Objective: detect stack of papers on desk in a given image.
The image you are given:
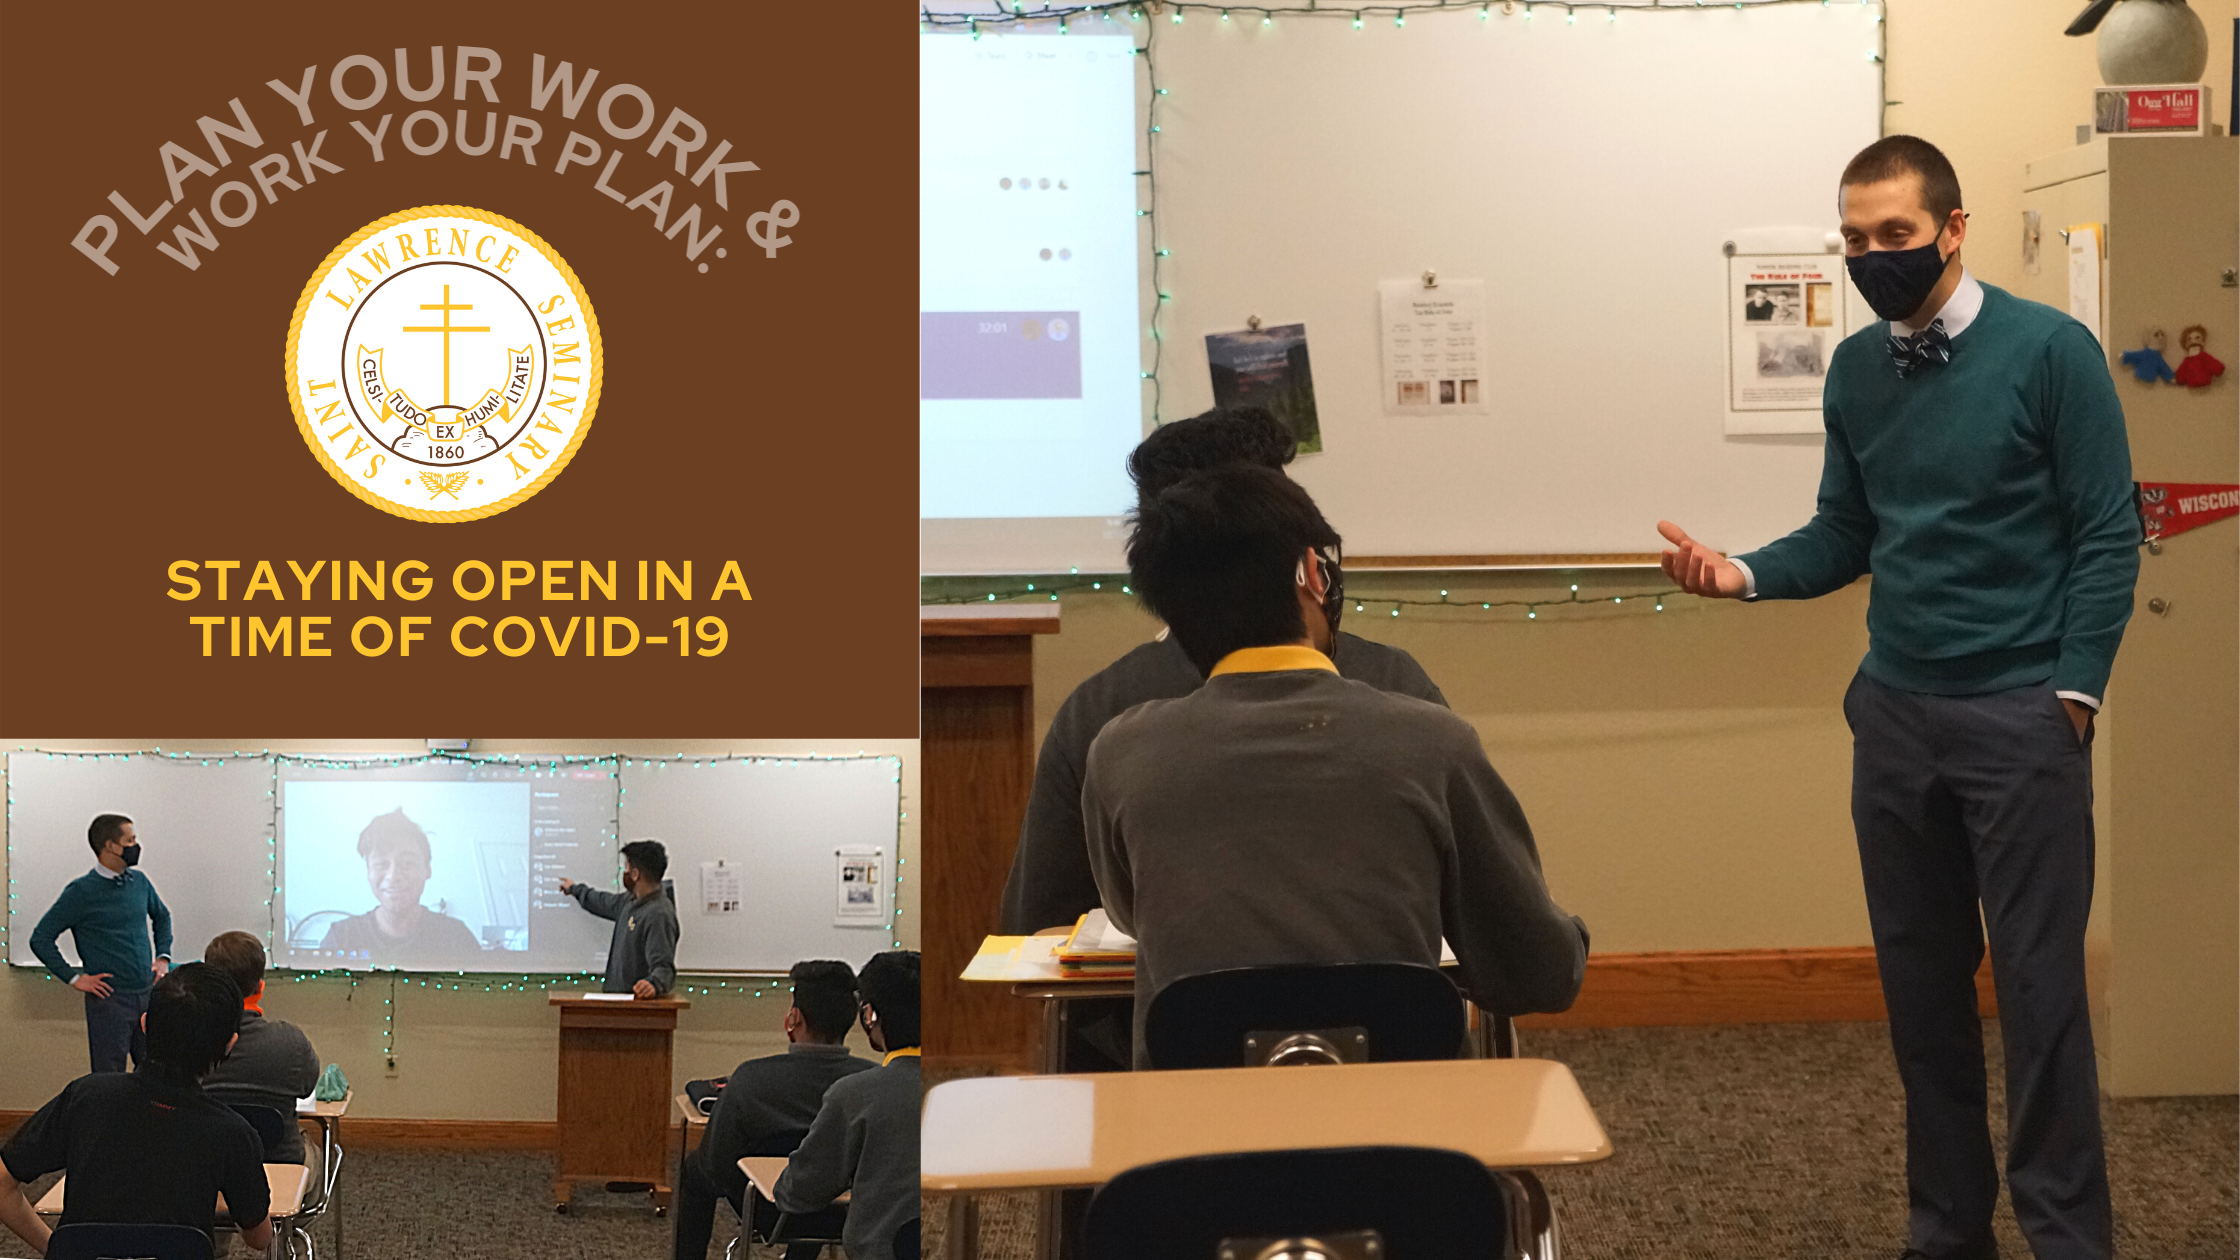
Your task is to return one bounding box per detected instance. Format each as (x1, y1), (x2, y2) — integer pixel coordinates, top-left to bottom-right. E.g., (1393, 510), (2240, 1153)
(1056, 910), (1137, 978)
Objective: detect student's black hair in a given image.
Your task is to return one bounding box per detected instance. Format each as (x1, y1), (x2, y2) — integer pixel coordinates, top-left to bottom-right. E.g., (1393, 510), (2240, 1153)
(788, 959), (860, 1042)
(1840, 134), (1963, 223)
(620, 839), (668, 884)
(146, 962), (244, 1082)
(356, 808), (431, 861)
(856, 950), (920, 1050)
(1126, 463), (1343, 677)
(1127, 405), (1297, 501)
(87, 813), (133, 855)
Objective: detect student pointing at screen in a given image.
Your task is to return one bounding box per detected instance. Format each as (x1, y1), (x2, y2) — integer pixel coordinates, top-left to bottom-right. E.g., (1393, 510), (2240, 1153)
(557, 839), (679, 997)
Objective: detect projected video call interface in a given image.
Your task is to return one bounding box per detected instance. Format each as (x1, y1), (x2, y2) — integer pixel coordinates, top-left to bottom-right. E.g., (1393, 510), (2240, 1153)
(277, 762), (618, 972)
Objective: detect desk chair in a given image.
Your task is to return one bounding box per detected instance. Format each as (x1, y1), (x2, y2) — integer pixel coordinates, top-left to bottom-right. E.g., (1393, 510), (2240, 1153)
(895, 1218), (921, 1260)
(223, 1104), (333, 1260)
(1145, 963), (1465, 1069)
(46, 1223), (214, 1260)
(1082, 1147), (1509, 1260)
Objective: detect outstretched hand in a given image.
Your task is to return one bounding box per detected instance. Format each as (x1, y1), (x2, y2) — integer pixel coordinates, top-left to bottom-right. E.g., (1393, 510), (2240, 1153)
(1658, 521), (1749, 599)
(557, 877), (576, 894)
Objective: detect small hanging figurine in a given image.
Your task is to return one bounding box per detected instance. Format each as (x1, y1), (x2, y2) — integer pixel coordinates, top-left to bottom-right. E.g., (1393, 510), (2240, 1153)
(2118, 328), (2174, 383)
(2173, 324), (2225, 389)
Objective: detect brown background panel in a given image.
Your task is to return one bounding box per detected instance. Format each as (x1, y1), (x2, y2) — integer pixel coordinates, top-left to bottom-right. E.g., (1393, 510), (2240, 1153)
(0, 1), (917, 735)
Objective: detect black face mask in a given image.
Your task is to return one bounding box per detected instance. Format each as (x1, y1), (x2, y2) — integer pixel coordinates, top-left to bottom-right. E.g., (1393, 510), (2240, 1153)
(1846, 223), (1953, 323)
(115, 843), (141, 867)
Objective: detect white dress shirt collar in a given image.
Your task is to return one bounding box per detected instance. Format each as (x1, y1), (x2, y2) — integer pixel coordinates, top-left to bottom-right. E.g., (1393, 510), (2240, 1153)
(91, 863), (123, 881)
(1901, 267), (1982, 338)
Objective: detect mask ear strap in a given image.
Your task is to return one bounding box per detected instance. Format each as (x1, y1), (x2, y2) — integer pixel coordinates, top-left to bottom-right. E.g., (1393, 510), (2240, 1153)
(1295, 559), (1308, 587)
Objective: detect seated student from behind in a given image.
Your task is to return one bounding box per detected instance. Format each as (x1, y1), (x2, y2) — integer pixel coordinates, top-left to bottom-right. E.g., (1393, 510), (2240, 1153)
(1083, 465), (1591, 1066)
(775, 951), (920, 1260)
(0, 964), (276, 1256)
(1000, 405), (1449, 938)
(200, 931), (323, 1170)
(672, 959), (877, 1260)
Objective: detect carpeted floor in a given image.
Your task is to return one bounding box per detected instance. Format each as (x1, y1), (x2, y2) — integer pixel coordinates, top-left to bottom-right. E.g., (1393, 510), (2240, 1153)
(920, 1020), (2237, 1260)
(1, 1021), (2228, 1258)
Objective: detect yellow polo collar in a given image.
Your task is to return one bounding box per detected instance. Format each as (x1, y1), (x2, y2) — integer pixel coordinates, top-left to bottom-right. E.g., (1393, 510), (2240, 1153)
(1209, 645), (1339, 677)
(884, 1047), (921, 1065)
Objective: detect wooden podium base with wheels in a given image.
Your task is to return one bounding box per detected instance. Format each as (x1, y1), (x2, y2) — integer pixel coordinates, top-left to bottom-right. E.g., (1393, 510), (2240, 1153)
(549, 993), (690, 1214)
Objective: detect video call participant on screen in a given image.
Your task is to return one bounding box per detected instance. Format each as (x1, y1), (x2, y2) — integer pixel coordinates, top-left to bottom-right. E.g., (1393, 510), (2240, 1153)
(0, 964), (276, 1256)
(30, 813), (174, 1073)
(672, 960), (877, 1260)
(201, 931), (323, 1169)
(1084, 465), (1590, 1067)
(317, 808), (482, 966)
(999, 405), (1450, 939)
(776, 951), (920, 1260)
(557, 839), (679, 997)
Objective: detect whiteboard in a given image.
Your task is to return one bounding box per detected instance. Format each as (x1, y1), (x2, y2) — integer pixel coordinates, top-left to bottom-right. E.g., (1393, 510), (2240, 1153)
(928, 2), (1883, 569)
(618, 757), (903, 972)
(5, 753), (274, 974)
(7, 752), (902, 976)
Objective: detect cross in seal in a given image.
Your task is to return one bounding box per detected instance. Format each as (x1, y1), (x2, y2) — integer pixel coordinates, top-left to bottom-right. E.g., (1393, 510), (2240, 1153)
(401, 284), (491, 405)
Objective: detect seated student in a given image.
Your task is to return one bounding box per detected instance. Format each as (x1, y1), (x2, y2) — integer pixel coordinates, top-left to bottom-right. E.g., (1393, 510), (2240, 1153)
(1083, 465), (1590, 1066)
(775, 951), (920, 1260)
(316, 808), (482, 966)
(1000, 405), (1450, 937)
(672, 959), (877, 1260)
(0, 963), (276, 1256)
(200, 931), (323, 1170)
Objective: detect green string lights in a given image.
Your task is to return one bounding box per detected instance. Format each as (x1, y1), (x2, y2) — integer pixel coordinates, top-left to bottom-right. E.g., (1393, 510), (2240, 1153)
(923, 573), (1690, 622)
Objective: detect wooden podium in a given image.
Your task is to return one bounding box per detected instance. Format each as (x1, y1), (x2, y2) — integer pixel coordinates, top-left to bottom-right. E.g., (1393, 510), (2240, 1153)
(922, 604), (1061, 1071)
(549, 993), (690, 1212)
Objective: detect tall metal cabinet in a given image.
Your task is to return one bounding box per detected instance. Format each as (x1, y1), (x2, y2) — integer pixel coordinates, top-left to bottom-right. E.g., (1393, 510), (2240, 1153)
(2019, 136), (2237, 1097)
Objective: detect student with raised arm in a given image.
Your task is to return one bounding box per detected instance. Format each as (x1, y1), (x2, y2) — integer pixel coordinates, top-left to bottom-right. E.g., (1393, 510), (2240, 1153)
(774, 951), (920, 1260)
(556, 839), (679, 997)
(1659, 136), (2136, 1260)
(29, 814), (174, 1073)
(999, 406), (1449, 939)
(1083, 464), (1588, 1067)
(0, 964), (275, 1257)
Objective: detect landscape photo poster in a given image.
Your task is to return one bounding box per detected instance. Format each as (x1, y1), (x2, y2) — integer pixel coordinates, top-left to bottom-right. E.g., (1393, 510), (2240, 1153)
(1207, 322), (1323, 454)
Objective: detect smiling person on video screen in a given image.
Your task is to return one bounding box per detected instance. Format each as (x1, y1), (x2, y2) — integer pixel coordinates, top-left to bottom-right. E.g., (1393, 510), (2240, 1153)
(318, 808), (481, 967)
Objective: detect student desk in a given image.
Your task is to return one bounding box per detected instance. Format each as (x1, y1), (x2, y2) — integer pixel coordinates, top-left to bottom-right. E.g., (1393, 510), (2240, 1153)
(36, 1164), (312, 1259)
(921, 1058), (1610, 1260)
(739, 1157), (851, 1253)
(674, 1092), (710, 1184)
(962, 934), (1520, 1074)
(296, 1091), (350, 1260)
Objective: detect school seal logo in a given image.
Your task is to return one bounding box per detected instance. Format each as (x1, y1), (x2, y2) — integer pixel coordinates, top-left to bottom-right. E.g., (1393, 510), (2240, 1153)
(284, 205), (600, 521)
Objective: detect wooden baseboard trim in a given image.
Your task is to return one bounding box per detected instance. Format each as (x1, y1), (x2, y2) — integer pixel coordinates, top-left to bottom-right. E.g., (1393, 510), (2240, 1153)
(1515, 945), (1997, 1029)
(0, 1111), (558, 1150)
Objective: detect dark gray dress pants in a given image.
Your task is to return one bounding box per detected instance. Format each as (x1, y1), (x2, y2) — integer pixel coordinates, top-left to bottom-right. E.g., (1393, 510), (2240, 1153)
(1845, 673), (2111, 1260)
(84, 986), (150, 1074)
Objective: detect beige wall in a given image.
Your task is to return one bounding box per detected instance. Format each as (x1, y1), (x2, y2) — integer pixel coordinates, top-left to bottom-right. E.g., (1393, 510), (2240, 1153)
(1887, 0), (2237, 292)
(0, 739), (919, 1120)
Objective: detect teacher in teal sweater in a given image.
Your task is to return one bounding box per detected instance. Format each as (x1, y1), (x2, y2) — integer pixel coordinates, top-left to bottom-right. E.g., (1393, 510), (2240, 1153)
(30, 814), (176, 1074)
(1660, 136), (2136, 1260)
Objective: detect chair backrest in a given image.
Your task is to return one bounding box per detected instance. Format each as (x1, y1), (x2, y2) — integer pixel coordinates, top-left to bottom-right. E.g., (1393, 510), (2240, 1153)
(894, 1217), (922, 1260)
(47, 1223), (215, 1260)
(1144, 963), (1466, 1070)
(1083, 1147), (1508, 1260)
(225, 1103), (293, 1160)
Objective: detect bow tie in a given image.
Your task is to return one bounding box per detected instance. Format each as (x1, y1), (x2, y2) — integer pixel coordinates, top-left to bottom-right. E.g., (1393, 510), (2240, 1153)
(1887, 319), (1953, 379)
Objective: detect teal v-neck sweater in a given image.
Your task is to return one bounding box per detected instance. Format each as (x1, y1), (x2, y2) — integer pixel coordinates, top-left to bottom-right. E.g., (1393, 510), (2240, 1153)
(1738, 284), (2140, 700)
